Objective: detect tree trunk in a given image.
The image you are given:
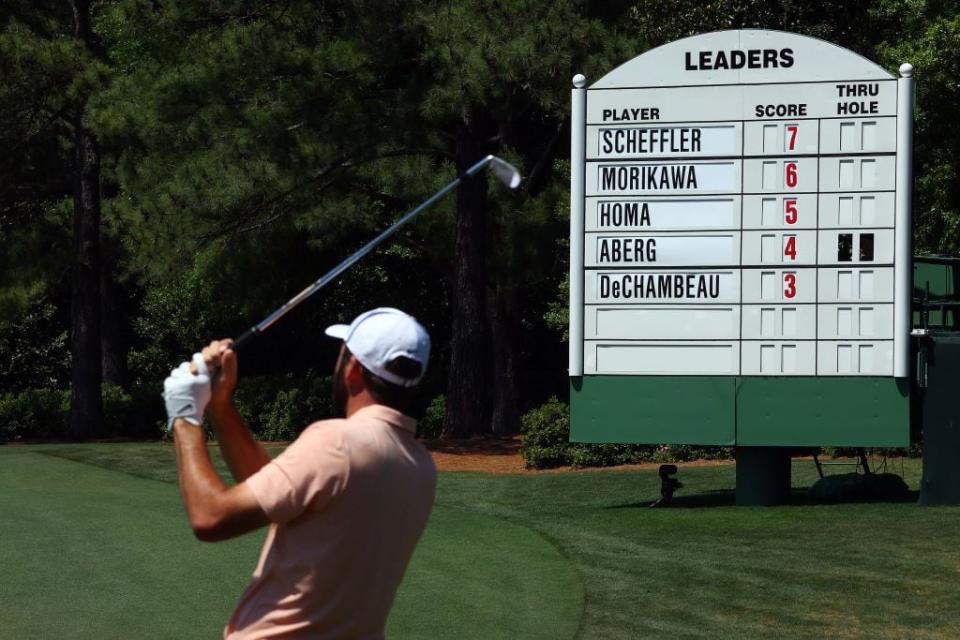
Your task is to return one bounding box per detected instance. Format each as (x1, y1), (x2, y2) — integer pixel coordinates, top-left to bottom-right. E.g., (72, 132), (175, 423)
(67, 0), (103, 440)
(100, 245), (128, 387)
(442, 121), (490, 438)
(490, 276), (520, 436)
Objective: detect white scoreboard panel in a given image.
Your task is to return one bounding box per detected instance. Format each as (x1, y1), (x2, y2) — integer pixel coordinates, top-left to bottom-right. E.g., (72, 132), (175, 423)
(570, 29), (913, 378)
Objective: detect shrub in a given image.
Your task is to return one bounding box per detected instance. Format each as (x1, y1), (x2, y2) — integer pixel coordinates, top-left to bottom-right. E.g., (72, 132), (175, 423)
(101, 383), (134, 438)
(568, 443), (651, 468)
(418, 395), (445, 439)
(0, 296), (69, 393)
(520, 397), (572, 468)
(0, 388), (69, 442)
(233, 371), (333, 441)
(520, 398), (735, 469)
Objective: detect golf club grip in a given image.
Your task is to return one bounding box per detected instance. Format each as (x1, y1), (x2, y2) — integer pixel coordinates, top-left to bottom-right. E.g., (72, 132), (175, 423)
(232, 327), (259, 353)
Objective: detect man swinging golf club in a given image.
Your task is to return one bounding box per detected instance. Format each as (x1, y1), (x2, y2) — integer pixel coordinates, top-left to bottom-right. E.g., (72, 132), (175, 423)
(163, 308), (437, 639)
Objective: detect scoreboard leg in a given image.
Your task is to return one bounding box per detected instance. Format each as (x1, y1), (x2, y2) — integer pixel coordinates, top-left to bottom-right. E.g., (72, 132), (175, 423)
(735, 447), (792, 506)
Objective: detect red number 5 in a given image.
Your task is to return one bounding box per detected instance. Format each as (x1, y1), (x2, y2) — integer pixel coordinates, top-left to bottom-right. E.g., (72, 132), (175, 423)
(784, 199), (798, 225)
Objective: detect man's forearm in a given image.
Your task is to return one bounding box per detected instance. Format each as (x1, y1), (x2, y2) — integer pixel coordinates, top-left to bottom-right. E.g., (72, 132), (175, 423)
(172, 419), (270, 541)
(208, 402), (271, 482)
(173, 420), (229, 530)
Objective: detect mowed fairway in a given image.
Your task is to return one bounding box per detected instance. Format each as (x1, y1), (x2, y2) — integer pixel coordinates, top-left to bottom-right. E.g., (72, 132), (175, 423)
(1, 445), (959, 639)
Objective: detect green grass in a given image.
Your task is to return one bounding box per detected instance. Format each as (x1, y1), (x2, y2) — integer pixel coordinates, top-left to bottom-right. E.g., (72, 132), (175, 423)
(2, 444), (960, 639)
(0, 444), (580, 639)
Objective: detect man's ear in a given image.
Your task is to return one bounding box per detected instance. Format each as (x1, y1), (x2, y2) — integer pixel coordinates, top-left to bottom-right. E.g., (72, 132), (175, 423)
(344, 356), (365, 394)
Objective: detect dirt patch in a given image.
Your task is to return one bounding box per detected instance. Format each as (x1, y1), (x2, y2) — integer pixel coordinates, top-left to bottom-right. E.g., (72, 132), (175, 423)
(425, 436), (528, 473)
(423, 436), (735, 474)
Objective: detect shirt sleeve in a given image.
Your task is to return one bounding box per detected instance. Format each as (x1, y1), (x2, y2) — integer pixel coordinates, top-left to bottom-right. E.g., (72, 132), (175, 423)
(244, 423), (350, 524)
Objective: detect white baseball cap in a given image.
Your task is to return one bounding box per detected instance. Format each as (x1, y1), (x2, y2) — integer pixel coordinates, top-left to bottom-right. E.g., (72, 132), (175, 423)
(324, 308), (431, 387)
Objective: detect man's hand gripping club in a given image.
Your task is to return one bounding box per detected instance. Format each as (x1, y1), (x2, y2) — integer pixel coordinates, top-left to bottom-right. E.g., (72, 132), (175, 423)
(162, 340), (237, 429)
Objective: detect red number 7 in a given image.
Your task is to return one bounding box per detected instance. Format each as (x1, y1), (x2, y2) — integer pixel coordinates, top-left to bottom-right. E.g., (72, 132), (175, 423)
(786, 125), (798, 151)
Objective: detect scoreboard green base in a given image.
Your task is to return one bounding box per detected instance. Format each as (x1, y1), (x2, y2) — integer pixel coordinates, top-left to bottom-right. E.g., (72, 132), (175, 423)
(570, 376), (910, 447)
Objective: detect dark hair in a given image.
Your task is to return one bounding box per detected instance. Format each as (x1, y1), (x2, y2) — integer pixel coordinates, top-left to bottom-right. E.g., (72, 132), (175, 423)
(341, 347), (425, 419)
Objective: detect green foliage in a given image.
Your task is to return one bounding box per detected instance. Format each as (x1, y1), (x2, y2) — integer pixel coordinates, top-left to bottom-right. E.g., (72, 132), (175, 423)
(0, 384), (161, 442)
(873, 0), (960, 254)
(232, 372), (332, 442)
(520, 396), (572, 468)
(0, 388), (69, 441)
(520, 397), (733, 469)
(4, 1), (960, 443)
(0, 294), (69, 391)
(418, 394), (446, 440)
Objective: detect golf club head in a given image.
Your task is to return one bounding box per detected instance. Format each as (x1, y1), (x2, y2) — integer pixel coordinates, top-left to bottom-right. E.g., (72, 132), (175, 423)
(488, 156), (522, 189)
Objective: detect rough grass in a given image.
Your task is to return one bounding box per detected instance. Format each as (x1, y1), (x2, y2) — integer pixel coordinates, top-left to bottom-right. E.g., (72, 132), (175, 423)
(2, 444), (959, 639)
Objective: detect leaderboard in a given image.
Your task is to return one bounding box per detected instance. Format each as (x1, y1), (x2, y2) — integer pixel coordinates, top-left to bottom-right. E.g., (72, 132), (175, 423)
(571, 31), (910, 377)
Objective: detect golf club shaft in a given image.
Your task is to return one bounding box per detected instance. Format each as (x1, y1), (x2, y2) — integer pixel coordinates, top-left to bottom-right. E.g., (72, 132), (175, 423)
(233, 154), (499, 351)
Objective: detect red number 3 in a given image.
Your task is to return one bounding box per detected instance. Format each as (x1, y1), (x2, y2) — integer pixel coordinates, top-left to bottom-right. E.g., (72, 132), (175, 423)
(784, 273), (797, 299)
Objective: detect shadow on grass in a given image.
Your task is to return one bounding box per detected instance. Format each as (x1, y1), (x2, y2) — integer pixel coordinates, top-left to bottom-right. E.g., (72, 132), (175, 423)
(606, 488), (920, 509)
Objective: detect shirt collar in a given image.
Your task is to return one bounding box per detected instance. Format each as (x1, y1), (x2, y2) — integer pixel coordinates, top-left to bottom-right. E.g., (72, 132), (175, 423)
(349, 404), (418, 435)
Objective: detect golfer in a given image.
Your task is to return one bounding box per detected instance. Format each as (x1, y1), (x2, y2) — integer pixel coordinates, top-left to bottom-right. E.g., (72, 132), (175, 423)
(162, 307), (437, 639)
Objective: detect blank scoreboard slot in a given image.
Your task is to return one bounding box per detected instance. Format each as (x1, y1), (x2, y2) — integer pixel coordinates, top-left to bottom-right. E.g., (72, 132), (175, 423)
(763, 125), (777, 152)
(585, 341), (740, 375)
(741, 341), (816, 375)
(840, 122), (856, 151)
(819, 156), (896, 192)
(816, 341), (894, 376)
(762, 162), (776, 189)
(817, 304), (893, 339)
(761, 308), (775, 337)
(818, 192), (894, 228)
(839, 198), (854, 225)
(817, 267), (894, 302)
(586, 306), (739, 340)
(742, 304), (815, 339)
(861, 159), (877, 188)
(862, 122), (878, 150)
(818, 117), (896, 154)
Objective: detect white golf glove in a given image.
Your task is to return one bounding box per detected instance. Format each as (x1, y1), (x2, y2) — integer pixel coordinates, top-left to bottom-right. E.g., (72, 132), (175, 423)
(162, 353), (212, 430)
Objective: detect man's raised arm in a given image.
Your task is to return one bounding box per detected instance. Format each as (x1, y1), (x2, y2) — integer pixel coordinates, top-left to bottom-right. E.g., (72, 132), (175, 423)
(199, 340), (272, 483)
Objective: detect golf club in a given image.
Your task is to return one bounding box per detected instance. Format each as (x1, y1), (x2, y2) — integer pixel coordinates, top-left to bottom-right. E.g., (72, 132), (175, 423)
(232, 154), (521, 351)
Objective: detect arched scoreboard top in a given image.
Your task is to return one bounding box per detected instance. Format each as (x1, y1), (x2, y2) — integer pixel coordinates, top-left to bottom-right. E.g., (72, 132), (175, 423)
(591, 29), (894, 89)
(568, 30), (915, 448)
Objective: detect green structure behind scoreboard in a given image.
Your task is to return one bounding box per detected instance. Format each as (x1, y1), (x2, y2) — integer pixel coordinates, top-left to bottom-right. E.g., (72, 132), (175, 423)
(570, 376), (910, 447)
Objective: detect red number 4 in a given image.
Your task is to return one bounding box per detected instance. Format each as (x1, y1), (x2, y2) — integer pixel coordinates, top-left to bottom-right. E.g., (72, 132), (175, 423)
(784, 236), (797, 261)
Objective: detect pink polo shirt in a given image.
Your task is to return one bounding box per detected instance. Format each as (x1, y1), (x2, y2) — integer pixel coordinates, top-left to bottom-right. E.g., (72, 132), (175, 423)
(225, 404), (437, 639)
